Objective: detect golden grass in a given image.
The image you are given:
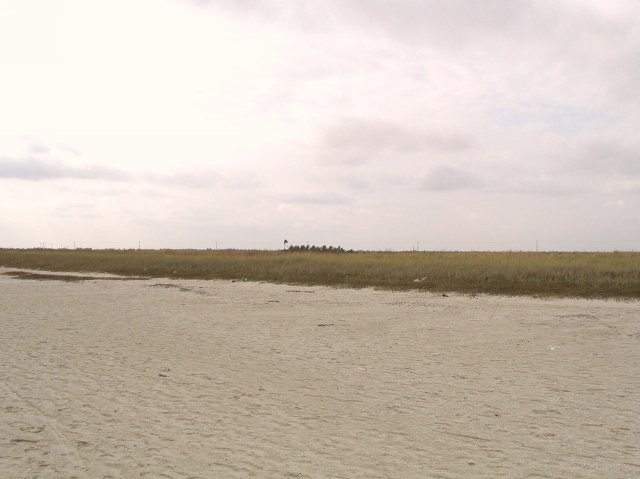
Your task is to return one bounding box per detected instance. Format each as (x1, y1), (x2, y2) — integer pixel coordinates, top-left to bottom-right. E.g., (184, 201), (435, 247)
(1, 248), (639, 298)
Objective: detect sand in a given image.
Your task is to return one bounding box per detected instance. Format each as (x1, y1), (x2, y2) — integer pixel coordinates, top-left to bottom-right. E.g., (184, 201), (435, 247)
(0, 267), (638, 478)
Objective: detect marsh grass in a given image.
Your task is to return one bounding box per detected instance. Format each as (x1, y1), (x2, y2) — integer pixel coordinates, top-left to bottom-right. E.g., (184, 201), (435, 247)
(1, 248), (639, 298)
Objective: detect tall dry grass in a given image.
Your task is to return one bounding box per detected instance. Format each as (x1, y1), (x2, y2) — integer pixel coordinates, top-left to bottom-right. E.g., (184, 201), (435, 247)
(1, 248), (639, 298)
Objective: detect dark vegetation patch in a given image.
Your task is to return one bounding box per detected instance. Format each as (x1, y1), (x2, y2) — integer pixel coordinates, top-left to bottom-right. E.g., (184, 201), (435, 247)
(2, 270), (146, 282)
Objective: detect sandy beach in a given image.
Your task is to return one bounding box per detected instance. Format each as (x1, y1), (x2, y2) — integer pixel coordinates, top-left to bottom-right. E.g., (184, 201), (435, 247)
(0, 268), (638, 478)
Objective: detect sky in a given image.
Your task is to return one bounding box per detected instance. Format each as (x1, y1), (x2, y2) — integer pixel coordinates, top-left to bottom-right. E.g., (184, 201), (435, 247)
(1, 0), (639, 251)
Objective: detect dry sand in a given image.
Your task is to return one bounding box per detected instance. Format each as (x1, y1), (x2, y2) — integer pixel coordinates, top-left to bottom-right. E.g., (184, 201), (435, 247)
(0, 267), (638, 478)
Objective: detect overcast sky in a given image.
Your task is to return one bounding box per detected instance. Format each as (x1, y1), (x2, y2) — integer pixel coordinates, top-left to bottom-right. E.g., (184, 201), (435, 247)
(1, 0), (639, 250)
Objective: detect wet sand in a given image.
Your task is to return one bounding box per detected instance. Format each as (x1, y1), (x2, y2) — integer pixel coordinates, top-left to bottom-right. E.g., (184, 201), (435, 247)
(1, 268), (638, 478)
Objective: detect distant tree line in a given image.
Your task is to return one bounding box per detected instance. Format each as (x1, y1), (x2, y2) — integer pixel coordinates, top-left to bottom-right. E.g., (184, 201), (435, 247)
(284, 243), (352, 253)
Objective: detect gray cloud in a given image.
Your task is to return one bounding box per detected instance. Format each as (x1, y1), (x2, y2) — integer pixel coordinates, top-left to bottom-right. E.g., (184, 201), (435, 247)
(501, 175), (588, 196)
(156, 170), (263, 189)
(0, 155), (265, 192)
(580, 139), (640, 176)
(319, 119), (472, 165)
(325, 119), (471, 152)
(278, 192), (351, 205)
(602, 180), (640, 195)
(189, 0), (640, 108)
(342, 0), (532, 47)
(27, 142), (50, 155)
(188, 0), (528, 42)
(186, 0), (322, 27)
(331, 174), (372, 191)
(190, 0), (271, 14)
(188, 0), (637, 54)
(419, 165), (482, 191)
(154, 171), (222, 188)
(0, 156), (127, 181)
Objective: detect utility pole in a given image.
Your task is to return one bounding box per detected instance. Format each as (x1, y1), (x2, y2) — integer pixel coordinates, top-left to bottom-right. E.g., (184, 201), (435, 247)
(536, 240), (539, 252)
(138, 240), (141, 250)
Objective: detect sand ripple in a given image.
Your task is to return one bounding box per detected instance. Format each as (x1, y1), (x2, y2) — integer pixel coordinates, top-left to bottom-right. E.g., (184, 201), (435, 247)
(1, 269), (639, 478)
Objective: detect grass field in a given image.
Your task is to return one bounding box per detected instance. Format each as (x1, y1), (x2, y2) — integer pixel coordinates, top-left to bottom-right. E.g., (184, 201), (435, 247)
(1, 248), (639, 299)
